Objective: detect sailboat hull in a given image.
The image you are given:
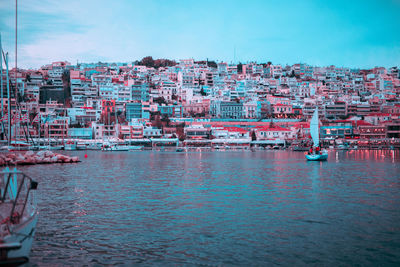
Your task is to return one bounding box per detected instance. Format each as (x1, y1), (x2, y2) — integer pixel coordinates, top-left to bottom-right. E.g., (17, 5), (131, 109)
(306, 153), (328, 161)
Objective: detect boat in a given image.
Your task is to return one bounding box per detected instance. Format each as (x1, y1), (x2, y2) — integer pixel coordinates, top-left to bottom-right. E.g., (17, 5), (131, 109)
(39, 145), (64, 150)
(86, 142), (102, 150)
(0, 167), (38, 265)
(129, 145), (143, 151)
(292, 145), (309, 151)
(272, 145), (280, 150)
(101, 142), (130, 151)
(64, 140), (77, 151)
(337, 144), (349, 150)
(305, 107), (328, 161)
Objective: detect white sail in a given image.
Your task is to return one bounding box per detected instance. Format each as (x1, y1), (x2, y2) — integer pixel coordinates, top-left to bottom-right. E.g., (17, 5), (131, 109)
(310, 107), (319, 147)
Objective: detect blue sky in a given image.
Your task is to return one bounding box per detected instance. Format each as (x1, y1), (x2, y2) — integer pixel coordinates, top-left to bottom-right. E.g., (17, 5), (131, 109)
(0, 0), (399, 69)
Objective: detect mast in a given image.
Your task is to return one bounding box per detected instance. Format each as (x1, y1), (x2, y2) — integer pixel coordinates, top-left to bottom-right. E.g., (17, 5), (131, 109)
(115, 103), (118, 139)
(14, 0), (18, 142)
(6, 53), (11, 146)
(15, 0), (18, 102)
(38, 114), (41, 145)
(0, 33), (3, 119)
(310, 107), (319, 147)
(0, 33), (3, 139)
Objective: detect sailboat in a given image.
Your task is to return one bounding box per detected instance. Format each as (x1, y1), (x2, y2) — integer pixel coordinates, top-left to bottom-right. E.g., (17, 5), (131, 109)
(305, 107), (328, 161)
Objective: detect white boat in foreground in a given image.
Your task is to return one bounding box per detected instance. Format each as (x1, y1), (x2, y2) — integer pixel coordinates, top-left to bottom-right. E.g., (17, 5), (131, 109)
(306, 107), (328, 161)
(0, 167), (38, 265)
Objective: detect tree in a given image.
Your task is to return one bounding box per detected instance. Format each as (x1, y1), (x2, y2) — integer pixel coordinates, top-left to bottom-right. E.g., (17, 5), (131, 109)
(251, 131), (257, 141)
(140, 56), (155, 67)
(200, 88), (207, 96)
(153, 114), (163, 129)
(207, 60), (217, 68)
(154, 58), (177, 68)
(237, 63), (243, 74)
(161, 114), (171, 126)
(269, 120), (275, 128)
(153, 96), (167, 105)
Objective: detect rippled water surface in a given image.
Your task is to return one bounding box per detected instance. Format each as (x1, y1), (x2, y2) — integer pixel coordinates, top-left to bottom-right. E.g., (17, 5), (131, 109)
(18, 150), (400, 266)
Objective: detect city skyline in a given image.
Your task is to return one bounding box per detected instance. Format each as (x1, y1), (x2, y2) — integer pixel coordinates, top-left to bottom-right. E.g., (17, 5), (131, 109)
(0, 0), (400, 69)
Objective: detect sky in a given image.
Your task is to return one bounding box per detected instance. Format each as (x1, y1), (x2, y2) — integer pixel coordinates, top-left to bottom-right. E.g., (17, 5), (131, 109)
(0, 0), (399, 69)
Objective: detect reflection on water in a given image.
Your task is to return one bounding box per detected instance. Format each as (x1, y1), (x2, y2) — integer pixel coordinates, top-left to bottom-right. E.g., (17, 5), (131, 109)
(18, 150), (400, 266)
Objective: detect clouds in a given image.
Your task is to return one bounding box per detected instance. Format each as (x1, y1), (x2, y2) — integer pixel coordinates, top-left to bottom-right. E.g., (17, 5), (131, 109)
(0, 0), (399, 69)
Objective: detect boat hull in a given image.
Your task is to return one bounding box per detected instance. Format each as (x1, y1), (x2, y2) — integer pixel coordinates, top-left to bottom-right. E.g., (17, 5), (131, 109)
(306, 153), (328, 161)
(2, 212), (38, 264)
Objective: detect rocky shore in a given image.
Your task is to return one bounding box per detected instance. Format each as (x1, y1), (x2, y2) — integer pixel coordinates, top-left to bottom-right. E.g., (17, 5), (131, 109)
(0, 151), (80, 166)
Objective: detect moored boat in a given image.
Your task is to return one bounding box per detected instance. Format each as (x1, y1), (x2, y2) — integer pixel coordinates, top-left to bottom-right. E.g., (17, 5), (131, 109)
(0, 167), (38, 265)
(64, 140), (77, 151)
(101, 142), (130, 151)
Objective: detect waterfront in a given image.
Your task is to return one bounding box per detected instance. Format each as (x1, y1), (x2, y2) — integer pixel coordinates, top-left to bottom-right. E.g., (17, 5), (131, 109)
(18, 150), (400, 266)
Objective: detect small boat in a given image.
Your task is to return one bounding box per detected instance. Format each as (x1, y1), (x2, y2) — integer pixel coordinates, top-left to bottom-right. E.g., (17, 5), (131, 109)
(129, 146), (143, 151)
(176, 148), (185, 152)
(0, 167), (39, 265)
(64, 140), (77, 151)
(305, 153), (328, 161)
(337, 144), (349, 150)
(86, 142), (102, 150)
(39, 145), (64, 150)
(7, 141), (38, 151)
(101, 143), (129, 151)
(306, 107), (328, 161)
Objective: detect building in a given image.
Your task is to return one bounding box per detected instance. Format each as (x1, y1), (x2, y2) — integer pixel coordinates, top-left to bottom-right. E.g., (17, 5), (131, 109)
(210, 101), (243, 119)
(255, 125), (293, 140)
(68, 128), (93, 139)
(358, 125), (386, 139)
(386, 120), (400, 138)
(46, 117), (69, 139)
(126, 102), (143, 120)
(325, 101), (347, 119)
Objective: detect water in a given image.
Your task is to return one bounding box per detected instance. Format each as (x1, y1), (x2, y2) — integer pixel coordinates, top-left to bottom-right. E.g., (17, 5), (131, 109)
(18, 150), (400, 266)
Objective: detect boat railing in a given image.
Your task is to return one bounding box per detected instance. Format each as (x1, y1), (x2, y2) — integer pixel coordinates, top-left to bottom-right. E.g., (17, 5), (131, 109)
(0, 168), (38, 227)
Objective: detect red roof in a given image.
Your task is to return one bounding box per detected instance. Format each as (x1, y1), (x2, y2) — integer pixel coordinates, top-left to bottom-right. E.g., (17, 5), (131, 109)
(222, 127), (249, 134)
(354, 120), (373, 126)
(255, 126), (291, 132)
(274, 103), (290, 106)
(291, 122), (310, 128)
(366, 113), (391, 116)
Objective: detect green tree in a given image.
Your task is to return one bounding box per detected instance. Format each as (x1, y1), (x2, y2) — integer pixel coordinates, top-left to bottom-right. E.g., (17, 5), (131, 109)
(140, 56), (155, 67)
(237, 63), (243, 74)
(251, 131), (257, 141)
(207, 60), (217, 68)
